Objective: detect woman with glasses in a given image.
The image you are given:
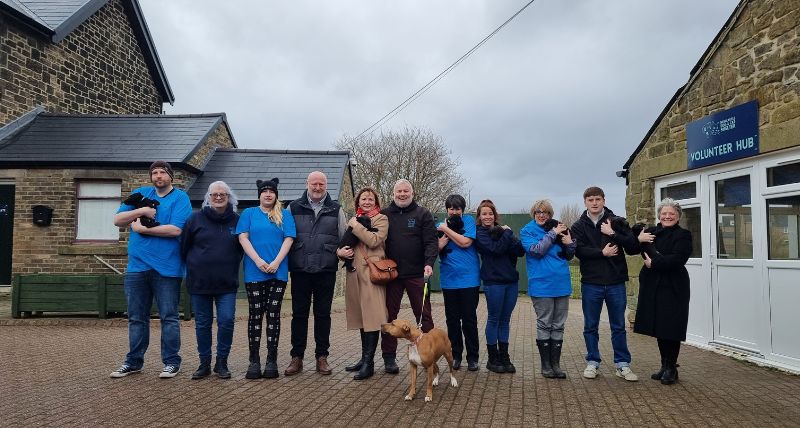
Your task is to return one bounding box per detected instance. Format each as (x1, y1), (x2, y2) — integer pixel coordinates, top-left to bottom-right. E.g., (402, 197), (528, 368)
(520, 199), (576, 379)
(473, 199), (525, 373)
(236, 178), (296, 379)
(180, 181), (243, 380)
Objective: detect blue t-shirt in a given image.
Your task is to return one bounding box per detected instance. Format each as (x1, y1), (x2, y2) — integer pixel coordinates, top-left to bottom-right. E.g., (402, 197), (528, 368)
(236, 207), (296, 282)
(438, 215), (480, 289)
(520, 219), (572, 297)
(117, 186), (192, 277)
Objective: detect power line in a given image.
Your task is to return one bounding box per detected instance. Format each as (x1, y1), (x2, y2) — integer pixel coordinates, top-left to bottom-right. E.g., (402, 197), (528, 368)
(354, 0), (537, 140)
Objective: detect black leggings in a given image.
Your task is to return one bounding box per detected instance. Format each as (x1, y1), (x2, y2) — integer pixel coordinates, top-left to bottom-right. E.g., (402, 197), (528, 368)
(246, 279), (287, 357)
(657, 338), (681, 364)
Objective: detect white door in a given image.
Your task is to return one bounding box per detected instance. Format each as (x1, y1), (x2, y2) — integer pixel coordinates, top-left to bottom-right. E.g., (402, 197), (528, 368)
(709, 168), (760, 352)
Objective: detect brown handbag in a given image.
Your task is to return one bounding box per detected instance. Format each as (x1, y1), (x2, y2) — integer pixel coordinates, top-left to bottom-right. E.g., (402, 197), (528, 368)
(360, 247), (398, 285)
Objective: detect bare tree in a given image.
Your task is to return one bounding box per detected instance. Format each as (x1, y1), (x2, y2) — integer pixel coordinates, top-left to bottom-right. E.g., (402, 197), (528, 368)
(558, 203), (582, 227)
(335, 126), (467, 213)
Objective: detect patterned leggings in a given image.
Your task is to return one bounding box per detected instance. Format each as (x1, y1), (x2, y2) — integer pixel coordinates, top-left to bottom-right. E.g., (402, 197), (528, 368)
(246, 279), (287, 359)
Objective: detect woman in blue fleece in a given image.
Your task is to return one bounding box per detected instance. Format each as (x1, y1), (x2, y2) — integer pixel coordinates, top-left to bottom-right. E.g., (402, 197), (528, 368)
(180, 181), (243, 380)
(520, 199), (576, 379)
(473, 199), (525, 374)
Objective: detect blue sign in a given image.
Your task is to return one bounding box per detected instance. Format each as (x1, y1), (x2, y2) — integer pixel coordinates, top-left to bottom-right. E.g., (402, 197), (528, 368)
(686, 100), (759, 169)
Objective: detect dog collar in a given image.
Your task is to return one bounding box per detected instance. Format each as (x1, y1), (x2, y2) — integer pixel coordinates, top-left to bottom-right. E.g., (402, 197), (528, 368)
(413, 332), (425, 346)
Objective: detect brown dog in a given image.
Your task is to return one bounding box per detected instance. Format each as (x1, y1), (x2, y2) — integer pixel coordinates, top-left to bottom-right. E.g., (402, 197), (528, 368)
(381, 319), (458, 402)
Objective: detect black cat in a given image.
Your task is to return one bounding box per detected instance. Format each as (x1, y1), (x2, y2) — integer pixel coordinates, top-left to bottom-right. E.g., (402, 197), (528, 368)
(338, 215), (378, 272)
(437, 214), (465, 260)
(542, 218), (569, 259)
(122, 193), (160, 228)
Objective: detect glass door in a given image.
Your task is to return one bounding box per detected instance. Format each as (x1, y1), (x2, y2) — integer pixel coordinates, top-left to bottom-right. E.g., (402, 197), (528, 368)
(709, 168), (759, 351)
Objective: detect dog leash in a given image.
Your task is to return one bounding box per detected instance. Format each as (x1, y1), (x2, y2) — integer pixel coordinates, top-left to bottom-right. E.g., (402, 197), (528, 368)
(416, 274), (430, 330)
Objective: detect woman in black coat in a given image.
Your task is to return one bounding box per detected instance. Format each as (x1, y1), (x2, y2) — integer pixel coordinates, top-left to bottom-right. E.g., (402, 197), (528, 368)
(634, 198), (692, 385)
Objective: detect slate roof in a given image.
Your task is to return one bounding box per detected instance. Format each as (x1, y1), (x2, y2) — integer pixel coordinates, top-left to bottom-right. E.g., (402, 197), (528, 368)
(189, 149), (353, 204)
(0, 108), (232, 169)
(0, 0), (174, 103)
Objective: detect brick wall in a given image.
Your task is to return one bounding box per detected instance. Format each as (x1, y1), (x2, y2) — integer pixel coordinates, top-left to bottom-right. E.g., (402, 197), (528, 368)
(0, 0), (163, 126)
(2, 123), (235, 276)
(624, 0), (800, 317)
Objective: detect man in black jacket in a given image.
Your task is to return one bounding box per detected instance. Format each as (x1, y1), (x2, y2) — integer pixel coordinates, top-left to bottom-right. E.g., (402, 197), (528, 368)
(284, 171), (347, 376)
(380, 179), (438, 373)
(570, 186), (639, 382)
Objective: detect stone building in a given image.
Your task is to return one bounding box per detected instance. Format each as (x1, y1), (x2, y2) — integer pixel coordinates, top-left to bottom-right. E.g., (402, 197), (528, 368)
(619, 0), (800, 372)
(0, 1), (354, 288)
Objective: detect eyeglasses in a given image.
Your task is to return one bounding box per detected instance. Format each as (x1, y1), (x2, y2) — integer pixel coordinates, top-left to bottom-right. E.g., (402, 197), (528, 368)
(534, 210), (550, 215)
(210, 193), (228, 199)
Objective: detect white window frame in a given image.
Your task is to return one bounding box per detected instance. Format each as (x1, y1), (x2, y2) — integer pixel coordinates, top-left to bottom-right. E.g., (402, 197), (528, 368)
(75, 181), (122, 242)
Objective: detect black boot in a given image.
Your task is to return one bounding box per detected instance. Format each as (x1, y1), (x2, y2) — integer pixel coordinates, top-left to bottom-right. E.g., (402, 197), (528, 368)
(498, 342), (516, 374)
(263, 347), (279, 379)
(245, 351), (261, 379)
(213, 357), (231, 379)
(383, 353), (399, 374)
(661, 361), (678, 385)
(354, 331), (378, 380)
(536, 340), (556, 378)
(486, 344), (505, 373)
(192, 356), (212, 380)
(651, 358), (666, 380)
(346, 329), (366, 372)
(549, 339), (567, 379)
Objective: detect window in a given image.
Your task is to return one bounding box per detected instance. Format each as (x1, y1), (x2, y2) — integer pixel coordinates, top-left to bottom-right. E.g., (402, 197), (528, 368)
(679, 207), (702, 258)
(661, 181), (697, 200)
(767, 162), (800, 187)
(715, 175), (752, 259)
(767, 195), (800, 260)
(76, 181), (121, 241)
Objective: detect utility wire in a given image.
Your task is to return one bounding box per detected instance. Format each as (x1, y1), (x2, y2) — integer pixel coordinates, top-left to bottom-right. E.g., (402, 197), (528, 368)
(354, 0), (536, 140)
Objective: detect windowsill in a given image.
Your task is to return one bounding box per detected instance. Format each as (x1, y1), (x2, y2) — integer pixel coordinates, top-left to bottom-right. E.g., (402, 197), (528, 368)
(59, 243), (127, 256)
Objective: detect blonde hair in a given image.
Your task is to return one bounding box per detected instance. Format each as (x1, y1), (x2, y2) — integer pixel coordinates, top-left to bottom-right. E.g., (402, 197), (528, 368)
(530, 199), (554, 218)
(265, 199), (284, 226)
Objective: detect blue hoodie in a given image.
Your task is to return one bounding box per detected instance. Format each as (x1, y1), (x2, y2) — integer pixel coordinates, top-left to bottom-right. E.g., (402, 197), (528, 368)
(520, 219), (575, 297)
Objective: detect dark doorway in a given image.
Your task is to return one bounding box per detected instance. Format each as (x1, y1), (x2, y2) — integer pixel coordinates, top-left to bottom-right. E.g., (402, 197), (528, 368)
(0, 185), (15, 285)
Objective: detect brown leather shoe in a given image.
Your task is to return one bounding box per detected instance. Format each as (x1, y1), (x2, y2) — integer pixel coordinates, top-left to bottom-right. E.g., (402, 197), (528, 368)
(316, 356), (332, 375)
(284, 357), (303, 376)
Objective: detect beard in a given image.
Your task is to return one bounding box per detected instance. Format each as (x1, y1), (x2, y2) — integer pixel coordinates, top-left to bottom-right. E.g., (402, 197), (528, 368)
(394, 198), (412, 208)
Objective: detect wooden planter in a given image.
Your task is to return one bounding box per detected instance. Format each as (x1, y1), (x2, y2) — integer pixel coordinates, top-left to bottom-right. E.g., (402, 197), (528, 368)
(12, 274), (192, 320)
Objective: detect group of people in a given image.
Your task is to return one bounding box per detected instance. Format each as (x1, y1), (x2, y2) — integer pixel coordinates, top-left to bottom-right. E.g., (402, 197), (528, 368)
(110, 161), (692, 387)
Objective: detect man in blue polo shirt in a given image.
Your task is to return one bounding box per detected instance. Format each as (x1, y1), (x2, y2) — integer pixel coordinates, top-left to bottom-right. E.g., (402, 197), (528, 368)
(110, 161), (192, 379)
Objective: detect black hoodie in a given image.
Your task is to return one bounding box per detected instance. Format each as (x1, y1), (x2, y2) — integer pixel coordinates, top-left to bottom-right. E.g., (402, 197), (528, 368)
(381, 200), (438, 279)
(180, 205), (243, 294)
(570, 207), (637, 285)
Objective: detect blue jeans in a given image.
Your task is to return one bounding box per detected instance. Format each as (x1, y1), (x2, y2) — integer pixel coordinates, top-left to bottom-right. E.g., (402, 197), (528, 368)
(483, 283), (518, 345)
(123, 270), (182, 368)
(581, 282), (631, 368)
(191, 293), (237, 359)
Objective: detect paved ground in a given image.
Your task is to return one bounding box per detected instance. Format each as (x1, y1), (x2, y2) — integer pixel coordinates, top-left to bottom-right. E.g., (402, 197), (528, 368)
(1, 293), (799, 427)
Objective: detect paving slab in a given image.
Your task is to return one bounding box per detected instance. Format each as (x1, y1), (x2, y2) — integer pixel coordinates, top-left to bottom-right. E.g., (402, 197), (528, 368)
(1, 295), (798, 427)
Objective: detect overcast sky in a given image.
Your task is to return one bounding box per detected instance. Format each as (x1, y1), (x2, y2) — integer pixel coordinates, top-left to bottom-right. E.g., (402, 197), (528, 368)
(139, 0), (739, 215)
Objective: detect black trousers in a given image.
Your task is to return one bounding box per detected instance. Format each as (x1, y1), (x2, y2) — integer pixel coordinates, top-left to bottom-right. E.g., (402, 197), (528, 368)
(290, 271), (336, 359)
(442, 286), (480, 362)
(657, 338), (681, 364)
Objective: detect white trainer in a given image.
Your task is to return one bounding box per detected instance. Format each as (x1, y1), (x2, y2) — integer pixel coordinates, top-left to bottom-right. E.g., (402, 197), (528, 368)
(615, 366), (639, 381)
(583, 364), (598, 379)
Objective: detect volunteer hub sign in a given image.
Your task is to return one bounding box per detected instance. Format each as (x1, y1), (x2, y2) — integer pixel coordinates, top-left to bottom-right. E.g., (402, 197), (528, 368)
(686, 100), (759, 170)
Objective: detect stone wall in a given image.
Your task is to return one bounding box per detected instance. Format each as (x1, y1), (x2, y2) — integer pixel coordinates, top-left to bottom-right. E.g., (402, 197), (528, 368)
(624, 0), (800, 318)
(0, 0), (163, 126)
(1, 123), (235, 276)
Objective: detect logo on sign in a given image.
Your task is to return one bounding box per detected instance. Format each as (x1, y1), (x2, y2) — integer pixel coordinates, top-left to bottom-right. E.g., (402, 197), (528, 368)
(686, 101), (759, 170)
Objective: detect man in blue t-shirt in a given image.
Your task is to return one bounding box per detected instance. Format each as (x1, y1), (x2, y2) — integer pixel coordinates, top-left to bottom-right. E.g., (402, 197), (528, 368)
(109, 161), (192, 379)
